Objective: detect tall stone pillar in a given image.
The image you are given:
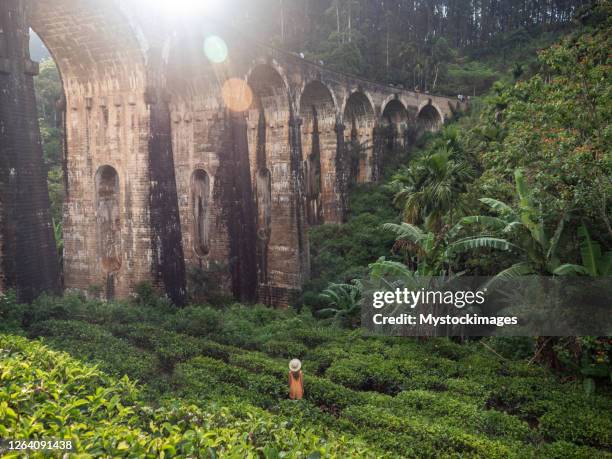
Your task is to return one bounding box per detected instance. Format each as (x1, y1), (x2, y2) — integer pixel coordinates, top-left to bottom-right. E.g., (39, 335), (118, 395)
(147, 87), (187, 306)
(219, 110), (258, 303)
(0, 0), (59, 301)
(289, 112), (310, 289)
(334, 121), (349, 222)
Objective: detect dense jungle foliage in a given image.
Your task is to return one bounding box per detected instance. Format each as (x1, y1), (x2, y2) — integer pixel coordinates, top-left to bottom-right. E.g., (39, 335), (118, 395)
(306, 0), (610, 386)
(219, 0), (590, 95)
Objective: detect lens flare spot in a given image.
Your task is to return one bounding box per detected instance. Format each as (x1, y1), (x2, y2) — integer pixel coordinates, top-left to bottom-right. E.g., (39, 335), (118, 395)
(222, 78), (253, 112)
(203, 36), (228, 64)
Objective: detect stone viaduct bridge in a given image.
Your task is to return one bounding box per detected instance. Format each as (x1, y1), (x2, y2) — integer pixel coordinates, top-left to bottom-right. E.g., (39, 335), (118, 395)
(0, 0), (464, 306)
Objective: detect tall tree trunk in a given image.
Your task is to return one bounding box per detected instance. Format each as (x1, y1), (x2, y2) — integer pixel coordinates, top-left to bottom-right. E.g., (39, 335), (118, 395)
(386, 25), (389, 70)
(432, 64), (439, 90)
(336, 2), (341, 42)
(280, 0), (285, 44)
(347, 1), (352, 43)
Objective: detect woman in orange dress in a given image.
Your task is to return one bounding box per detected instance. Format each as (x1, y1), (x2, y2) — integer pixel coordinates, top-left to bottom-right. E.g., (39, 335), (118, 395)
(288, 358), (303, 400)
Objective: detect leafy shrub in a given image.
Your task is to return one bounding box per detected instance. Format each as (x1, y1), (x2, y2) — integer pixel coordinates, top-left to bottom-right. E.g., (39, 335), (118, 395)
(325, 356), (404, 395)
(538, 402), (612, 448)
(536, 441), (608, 459)
(186, 264), (234, 306)
(386, 389), (532, 441)
(22, 292), (79, 324)
(343, 405), (513, 458)
(28, 320), (159, 382)
(303, 375), (365, 411)
(131, 327), (203, 370)
(3, 289), (611, 456)
(172, 356), (284, 408)
(306, 346), (350, 375)
(261, 339), (308, 359)
(132, 281), (173, 309)
(444, 378), (488, 398)
(424, 338), (472, 360)
(483, 337), (536, 360)
(198, 339), (237, 362)
(1, 335), (381, 458)
(167, 305), (223, 337)
(0, 291), (24, 333)
(229, 351), (286, 377)
(288, 326), (335, 347)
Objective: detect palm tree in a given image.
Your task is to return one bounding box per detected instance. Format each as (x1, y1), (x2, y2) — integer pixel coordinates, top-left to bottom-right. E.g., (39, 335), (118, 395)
(383, 222), (448, 275)
(317, 280), (363, 327)
(393, 148), (474, 232)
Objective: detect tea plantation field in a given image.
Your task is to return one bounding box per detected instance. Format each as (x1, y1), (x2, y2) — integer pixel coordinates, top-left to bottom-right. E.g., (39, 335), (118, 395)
(1, 292), (611, 458)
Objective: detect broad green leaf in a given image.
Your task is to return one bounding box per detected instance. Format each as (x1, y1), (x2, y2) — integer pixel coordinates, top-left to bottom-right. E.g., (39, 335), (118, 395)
(446, 236), (516, 255)
(553, 264), (589, 276)
(578, 224), (601, 276)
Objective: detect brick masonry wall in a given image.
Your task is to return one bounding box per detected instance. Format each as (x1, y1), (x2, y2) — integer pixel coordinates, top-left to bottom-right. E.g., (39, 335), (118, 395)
(5, 4), (462, 306)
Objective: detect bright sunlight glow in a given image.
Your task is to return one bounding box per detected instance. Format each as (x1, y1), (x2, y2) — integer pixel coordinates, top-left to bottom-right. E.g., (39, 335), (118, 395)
(149, 0), (208, 18)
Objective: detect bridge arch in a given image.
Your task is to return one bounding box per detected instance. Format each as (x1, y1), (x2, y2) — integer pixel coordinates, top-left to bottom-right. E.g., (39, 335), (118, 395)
(342, 91), (376, 123)
(299, 81), (337, 224)
(382, 99), (409, 150)
(246, 63), (291, 167)
(24, 0), (154, 300)
(26, 0), (147, 92)
(246, 63), (297, 299)
(417, 102), (444, 133)
(297, 81), (339, 117)
(343, 91), (375, 183)
(164, 30), (221, 100)
(382, 99), (409, 126)
(246, 61), (291, 111)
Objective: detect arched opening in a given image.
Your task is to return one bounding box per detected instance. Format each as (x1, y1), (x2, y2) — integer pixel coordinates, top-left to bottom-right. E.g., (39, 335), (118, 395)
(256, 168), (272, 241)
(255, 167), (272, 297)
(247, 64), (289, 169)
(29, 31), (65, 248)
(382, 99), (409, 150)
(248, 64), (288, 113)
(191, 169), (211, 257)
(417, 104), (443, 134)
(343, 91), (375, 183)
(299, 81), (336, 224)
(95, 165), (121, 272)
(247, 65), (288, 297)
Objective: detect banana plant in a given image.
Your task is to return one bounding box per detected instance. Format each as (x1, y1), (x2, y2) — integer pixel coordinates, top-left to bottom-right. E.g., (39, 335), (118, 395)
(555, 224), (612, 276)
(382, 220), (509, 276)
(446, 169), (582, 278)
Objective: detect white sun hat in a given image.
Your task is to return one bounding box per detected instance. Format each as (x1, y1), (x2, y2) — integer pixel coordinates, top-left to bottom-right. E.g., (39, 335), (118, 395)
(289, 358), (302, 372)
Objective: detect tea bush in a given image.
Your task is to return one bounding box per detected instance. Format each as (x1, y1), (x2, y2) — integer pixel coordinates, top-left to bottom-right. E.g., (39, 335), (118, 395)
(0, 291), (24, 333)
(325, 356), (404, 394)
(3, 295), (611, 457)
(0, 334), (385, 458)
(29, 320), (160, 382)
